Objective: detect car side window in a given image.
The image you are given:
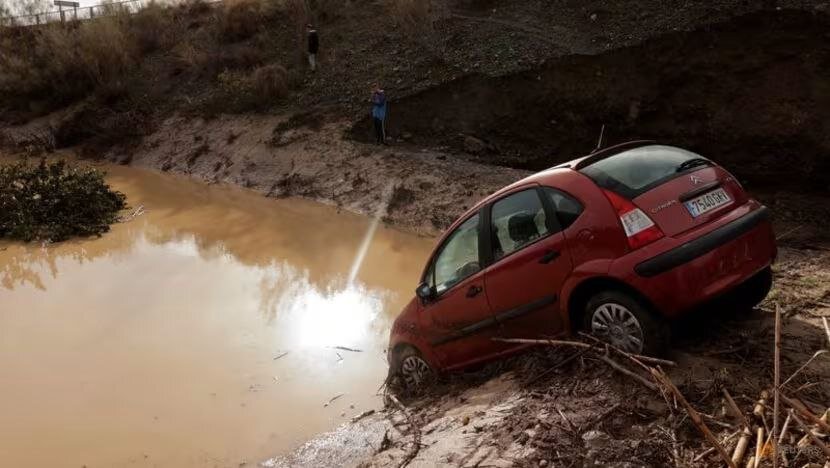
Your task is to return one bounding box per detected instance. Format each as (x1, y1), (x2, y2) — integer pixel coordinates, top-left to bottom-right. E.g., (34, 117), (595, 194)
(543, 187), (583, 230)
(431, 214), (481, 295)
(490, 189), (549, 260)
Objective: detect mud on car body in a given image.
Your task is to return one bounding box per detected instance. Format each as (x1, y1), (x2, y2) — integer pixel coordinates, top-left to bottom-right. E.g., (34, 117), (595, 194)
(388, 142), (777, 389)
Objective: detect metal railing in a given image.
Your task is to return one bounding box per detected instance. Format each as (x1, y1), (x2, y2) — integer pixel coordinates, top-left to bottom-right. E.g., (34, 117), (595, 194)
(1, 0), (146, 27)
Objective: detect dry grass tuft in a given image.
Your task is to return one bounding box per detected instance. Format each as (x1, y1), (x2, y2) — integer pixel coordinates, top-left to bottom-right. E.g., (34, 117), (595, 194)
(218, 0), (263, 42)
(251, 63), (289, 99)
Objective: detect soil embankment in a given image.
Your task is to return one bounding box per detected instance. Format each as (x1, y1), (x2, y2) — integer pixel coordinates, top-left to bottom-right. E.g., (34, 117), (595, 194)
(354, 9), (830, 191)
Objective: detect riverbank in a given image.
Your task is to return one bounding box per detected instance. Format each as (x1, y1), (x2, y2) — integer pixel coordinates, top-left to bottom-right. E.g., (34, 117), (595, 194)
(2, 122), (829, 467)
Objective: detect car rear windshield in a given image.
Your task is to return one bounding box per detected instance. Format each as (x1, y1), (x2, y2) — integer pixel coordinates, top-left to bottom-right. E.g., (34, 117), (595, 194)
(579, 145), (708, 199)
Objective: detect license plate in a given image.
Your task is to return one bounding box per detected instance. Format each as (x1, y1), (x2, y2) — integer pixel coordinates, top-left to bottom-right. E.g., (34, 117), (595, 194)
(684, 188), (731, 218)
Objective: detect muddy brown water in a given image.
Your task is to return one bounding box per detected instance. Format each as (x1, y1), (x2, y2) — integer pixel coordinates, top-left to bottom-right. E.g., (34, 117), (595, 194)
(0, 165), (435, 467)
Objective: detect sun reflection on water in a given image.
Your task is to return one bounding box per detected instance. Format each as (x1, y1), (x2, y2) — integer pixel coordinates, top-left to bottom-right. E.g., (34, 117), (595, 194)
(258, 262), (390, 349)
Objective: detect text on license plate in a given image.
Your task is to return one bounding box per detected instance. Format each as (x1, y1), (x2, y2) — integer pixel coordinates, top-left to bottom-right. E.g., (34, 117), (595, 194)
(684, 188), (731, 218)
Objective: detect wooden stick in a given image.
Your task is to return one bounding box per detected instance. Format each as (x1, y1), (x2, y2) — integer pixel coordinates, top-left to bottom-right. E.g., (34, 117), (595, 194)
(781, 393), (830, 433)
(796, 408), (829, 448)
(650, 368), (737, 468)
(780, 349), (828, 389)
(388, 393), (422, 468)
(732, 427), (753, 465)
(777, 412), (791, 446)
(823, 316), (830, 348)
(578, 331), (677, 367)
(493, 336), (675, 367)
(753, 390), (769, 421)
(772, 303), (782, 468)
(789, 409), (830, 458)
(693, 429), (740, 462)
(723, 388), (750, 429)
(753, 427), (764, 468)
(597, 354), (657, 391)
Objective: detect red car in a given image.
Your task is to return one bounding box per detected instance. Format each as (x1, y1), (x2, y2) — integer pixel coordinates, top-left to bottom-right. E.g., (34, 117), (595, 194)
(388, 142), (777, 389)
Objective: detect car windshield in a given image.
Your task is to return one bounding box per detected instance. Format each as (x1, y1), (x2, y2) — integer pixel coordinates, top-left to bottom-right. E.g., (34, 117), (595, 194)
(579, 145), (708, 198)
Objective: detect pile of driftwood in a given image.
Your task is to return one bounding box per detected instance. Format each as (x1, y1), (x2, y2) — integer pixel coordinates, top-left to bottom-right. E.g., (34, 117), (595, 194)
(495, 307), (830, 467)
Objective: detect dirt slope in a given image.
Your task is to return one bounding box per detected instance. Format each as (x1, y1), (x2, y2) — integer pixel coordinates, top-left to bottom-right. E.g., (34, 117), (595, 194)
(353, 9), (830, 192)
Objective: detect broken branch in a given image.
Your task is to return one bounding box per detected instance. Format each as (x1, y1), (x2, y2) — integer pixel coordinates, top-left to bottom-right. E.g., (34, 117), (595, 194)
(388, 393), (422, 468)
(781, 393), (830, 433)
(788, 409), (830, 459)
(596, 354), (657, 391)
(650, 368), (737, 468)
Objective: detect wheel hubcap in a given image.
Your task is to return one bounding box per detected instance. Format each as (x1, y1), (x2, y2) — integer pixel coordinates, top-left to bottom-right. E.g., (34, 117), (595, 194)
(590, 302), (645, 354)
(400, 355), (432, 388)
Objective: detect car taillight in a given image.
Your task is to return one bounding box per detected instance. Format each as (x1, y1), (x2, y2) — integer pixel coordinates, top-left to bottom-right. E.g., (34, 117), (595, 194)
(602, 189), (664, 250)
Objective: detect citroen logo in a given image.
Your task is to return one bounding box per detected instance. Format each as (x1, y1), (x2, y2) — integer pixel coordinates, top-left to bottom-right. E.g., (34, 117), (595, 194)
(690, 175), (703, 185)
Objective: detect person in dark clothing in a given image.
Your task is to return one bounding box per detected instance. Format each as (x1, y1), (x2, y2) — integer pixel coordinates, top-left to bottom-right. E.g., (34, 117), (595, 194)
(371, 84), (387, 144)
(306, 24), (319, 71)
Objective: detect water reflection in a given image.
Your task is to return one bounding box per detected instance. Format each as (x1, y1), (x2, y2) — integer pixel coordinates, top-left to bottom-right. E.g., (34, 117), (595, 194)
(0, 165), (434, 468)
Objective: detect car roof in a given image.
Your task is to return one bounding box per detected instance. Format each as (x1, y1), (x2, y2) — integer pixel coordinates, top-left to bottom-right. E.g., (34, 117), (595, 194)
(552, 140), (657, 170)
(441, 140), (659, 238)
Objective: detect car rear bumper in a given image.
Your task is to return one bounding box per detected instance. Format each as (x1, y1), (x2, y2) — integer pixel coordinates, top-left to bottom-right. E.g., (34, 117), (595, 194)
(634, 206), (769, 277)
(613, 202), (777, 318)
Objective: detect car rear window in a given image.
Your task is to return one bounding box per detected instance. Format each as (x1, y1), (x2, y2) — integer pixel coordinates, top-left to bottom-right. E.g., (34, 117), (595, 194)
(579, 145), (707, 198)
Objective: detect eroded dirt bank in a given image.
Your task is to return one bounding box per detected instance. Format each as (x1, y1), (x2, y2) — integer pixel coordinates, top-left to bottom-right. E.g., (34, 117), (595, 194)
(353, 9), (830, 191)
(103, 114), (529, 236)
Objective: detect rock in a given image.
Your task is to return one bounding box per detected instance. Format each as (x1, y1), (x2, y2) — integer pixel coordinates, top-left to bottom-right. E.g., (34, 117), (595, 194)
(582, 430), (611, 450)
(463, 135), (487, 154)
(539, 460), (548, 467)
(590, 13), (598, 21)
(401, 132), (413, 141)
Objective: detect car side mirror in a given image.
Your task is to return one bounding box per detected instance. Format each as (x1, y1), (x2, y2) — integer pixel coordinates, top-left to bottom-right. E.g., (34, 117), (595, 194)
(415, 282), (434, 302)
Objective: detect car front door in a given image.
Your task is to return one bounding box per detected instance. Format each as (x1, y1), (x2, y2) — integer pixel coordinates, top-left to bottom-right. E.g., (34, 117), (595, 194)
(482, 186), (577, 340)
(419, 212), (503, 368)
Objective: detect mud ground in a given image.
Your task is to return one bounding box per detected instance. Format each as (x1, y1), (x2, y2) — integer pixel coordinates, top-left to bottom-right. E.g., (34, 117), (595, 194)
(7, 113), (827, 467)
(264, 250), (830, 468)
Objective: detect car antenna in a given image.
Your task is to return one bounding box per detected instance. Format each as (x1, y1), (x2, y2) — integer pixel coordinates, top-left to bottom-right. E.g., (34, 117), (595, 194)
(593, 124), (605, 153)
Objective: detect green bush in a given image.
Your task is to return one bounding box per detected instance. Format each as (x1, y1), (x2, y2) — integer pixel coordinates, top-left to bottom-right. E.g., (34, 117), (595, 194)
(0, 160), (126, 242)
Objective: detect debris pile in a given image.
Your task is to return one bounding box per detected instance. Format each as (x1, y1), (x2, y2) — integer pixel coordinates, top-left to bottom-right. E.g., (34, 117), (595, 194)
(0, 159), (126, 242)
(379, 306), (829, 467)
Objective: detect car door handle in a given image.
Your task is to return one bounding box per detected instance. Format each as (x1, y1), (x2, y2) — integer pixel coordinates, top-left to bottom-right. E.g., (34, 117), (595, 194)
(539, 250), (560, 264)
(466, 285), (483, 298)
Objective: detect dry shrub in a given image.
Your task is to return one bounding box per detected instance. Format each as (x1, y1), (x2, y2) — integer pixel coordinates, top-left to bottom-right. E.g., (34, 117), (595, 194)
(179, 0), (211, 16)
(388, 0), (431, 27)
(0, 17), (137, 111)
(215, 44), (265, 70)
(130, 1), (174, 53)
(386, 0), (448, 52)
(251, 64), (289, 99)
(172, 41), (208, 69)
(218, 0), (263, 42)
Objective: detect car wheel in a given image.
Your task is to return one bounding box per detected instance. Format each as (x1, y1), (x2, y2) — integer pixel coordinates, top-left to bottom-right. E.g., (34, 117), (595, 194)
(584, 290), (669, 356)
(732, 267), (773, 311)
(394, 347), (435, 390)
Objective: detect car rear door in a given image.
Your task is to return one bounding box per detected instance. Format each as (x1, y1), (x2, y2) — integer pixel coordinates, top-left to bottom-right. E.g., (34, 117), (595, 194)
(419, 212), (505, 368)
(481, 187), (576, 341)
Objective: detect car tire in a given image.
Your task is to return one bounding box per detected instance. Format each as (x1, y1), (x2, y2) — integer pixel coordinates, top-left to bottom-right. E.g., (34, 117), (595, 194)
(731, 267), (773, 312)
(584, 290), (669, 356)
(392, 346), (435, 391)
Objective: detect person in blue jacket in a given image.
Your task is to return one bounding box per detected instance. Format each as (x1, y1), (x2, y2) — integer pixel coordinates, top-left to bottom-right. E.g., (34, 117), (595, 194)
(371, 84), (387, 145)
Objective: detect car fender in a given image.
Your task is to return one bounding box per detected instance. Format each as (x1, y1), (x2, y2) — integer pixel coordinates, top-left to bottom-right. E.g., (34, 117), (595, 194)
(388, 312), (444, 371)
(557, 258), (614, 328)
